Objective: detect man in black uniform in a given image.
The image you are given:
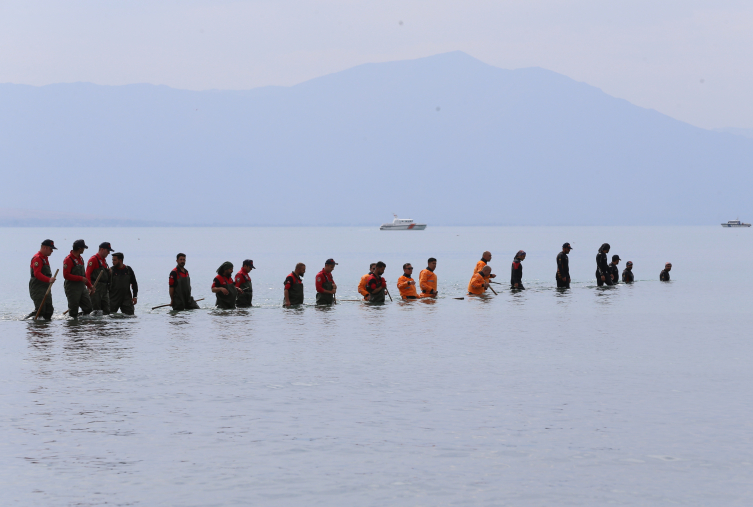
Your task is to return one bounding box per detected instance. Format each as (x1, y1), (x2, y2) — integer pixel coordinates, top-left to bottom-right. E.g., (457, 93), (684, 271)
(595, 243), (612, 286)
(284, 263), (306, 307)
(622, 261), (634, 283)
(660, 263), (672, 281)
(511, 250), (526, 290)
(556, 243), (572, 288)
(608, 255), (621, 284)
(170, 253), (200, 311)
(110, 252), (138, 315)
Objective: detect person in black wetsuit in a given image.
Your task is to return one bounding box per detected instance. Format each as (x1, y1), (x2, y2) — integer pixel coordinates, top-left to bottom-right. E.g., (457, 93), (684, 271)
(595, 243), (612, 286)
(622, 261), (634, 282)
(556, 243), (572, 288)
(511, 250), (526, 290)
(608, 255), (621, 284)
(660, 263), (672, 281)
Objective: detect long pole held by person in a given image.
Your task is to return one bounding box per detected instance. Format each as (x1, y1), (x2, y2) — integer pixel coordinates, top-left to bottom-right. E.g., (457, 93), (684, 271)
(152, 298), (204, 310)
(34, 269), (58, 321)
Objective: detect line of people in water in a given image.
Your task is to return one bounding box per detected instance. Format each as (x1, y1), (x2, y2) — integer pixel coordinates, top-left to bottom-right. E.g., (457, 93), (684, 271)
(27, 239), (673, 319)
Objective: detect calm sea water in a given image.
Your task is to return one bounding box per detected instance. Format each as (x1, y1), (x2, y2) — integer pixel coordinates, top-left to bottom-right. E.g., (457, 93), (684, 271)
(2, 226), (752, 506)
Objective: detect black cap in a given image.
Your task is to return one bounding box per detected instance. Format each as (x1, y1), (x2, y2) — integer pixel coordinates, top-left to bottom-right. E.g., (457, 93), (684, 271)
(563, 242), (572, 249)
(99, 242), (113, 251)
(612, 255), (621, 261)
(41, 239), (57, 250)
(243, 259), (255, 269)
(73, 239), (88, 250)
(626, 261), (633, 266)
(325, 258), (338, 265)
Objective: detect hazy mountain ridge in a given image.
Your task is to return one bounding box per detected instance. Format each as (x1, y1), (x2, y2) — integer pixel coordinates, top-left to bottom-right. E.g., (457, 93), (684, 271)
(1, 51), (751, 226)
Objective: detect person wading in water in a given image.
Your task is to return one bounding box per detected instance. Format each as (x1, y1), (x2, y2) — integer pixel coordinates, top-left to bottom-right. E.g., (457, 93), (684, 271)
(87, 242), (113, 314)
(419, 258), (438, 298)
(660, 263), (672, 281)
(595, 243), (612, 286)
(608, 255), (621, 284)
(28, 239), (58, 320)
(622, 261), (634, 283)
(284, 263), (306, 307)
(511, 250), (526, 290)
(109, 252), (138, 315)
(315, 259), (338, 305)
(170, 253), (200, 311)
(556, 243), (572, 288)
(212, 261), (241, 309)
(358, 263), (376, 301)
(63, 239), (94, 318)
(235, 260), (255, 308)
(366, 261), (388, 303)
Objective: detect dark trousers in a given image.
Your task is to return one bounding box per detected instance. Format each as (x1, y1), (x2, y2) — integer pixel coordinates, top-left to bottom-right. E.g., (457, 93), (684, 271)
(596, 271), (613, 286)
(65, 283), (93, 318)
(91, 287), (111, 314)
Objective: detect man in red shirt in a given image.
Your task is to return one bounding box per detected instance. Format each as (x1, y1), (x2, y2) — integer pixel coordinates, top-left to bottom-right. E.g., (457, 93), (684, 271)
(86, 242), (113, 314)
(235, 260), (255, 308)
(315, 259), (338, 305)
(28, 239), (58, 320)
(169, 253), (200, 311)
(284, 263), (306, 307)
(366, 261), (388, 303)
(63, 239), (94, 318)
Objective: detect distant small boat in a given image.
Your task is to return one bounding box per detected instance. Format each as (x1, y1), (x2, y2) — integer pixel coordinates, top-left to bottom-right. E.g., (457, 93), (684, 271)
(380, 214), (427, 231)
(721, 219), (751, 228)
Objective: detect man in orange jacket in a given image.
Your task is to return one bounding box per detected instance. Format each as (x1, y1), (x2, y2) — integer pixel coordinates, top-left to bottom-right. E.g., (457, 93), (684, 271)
(475, 251), (496, 279)
(468, 266), (491, 295)
(419, 257), (438, 297)
(358, 263), (376, 300)
(397, 263), (419, 299)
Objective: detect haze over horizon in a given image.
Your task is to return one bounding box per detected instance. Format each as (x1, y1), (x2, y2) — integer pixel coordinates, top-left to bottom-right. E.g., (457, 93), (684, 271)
(2, 1), (753, 130)
(2, 51), (752, 227)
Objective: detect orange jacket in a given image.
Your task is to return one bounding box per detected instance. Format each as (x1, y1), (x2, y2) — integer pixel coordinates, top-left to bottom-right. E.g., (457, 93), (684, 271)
(358, 273), (371, 297)
(468, 272), (487, 295)
(397, 275), (419, 299)
(475, 259), (491, 278)
(419, 269), (437, 296)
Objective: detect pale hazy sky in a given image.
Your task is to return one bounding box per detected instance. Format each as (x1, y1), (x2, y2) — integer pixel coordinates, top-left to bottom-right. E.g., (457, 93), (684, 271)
(1, 0), (751, 129)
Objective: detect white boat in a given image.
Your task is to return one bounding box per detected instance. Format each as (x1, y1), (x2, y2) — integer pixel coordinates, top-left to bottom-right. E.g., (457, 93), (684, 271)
(380, 214), (427, 231)
(721, 219), (751, 228)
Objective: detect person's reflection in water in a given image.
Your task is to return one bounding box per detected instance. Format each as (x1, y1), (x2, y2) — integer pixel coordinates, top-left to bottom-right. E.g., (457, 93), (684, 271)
(26, 322), (55, 351)
(61, 318), (134, 360)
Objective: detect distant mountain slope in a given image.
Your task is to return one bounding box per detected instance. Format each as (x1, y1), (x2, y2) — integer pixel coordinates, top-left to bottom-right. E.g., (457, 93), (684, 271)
(0, 208), (174, 227)
(1, 51), (751, 225)
(714, 127), (753, 140)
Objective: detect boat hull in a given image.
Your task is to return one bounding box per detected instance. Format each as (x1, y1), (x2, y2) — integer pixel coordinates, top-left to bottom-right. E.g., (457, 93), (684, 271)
(380, 224), (427, 230)
(721, 224), (751, 227)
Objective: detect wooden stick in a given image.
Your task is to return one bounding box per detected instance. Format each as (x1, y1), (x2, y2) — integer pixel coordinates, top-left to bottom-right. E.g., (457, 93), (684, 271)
(385, 287), (393, 302)
(34, 269), (58, 320)
(453, 297), (465, 300)
(152, 298), (204, 310)
(63, 270), (104, 315)
(488, 284), (498, 295)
